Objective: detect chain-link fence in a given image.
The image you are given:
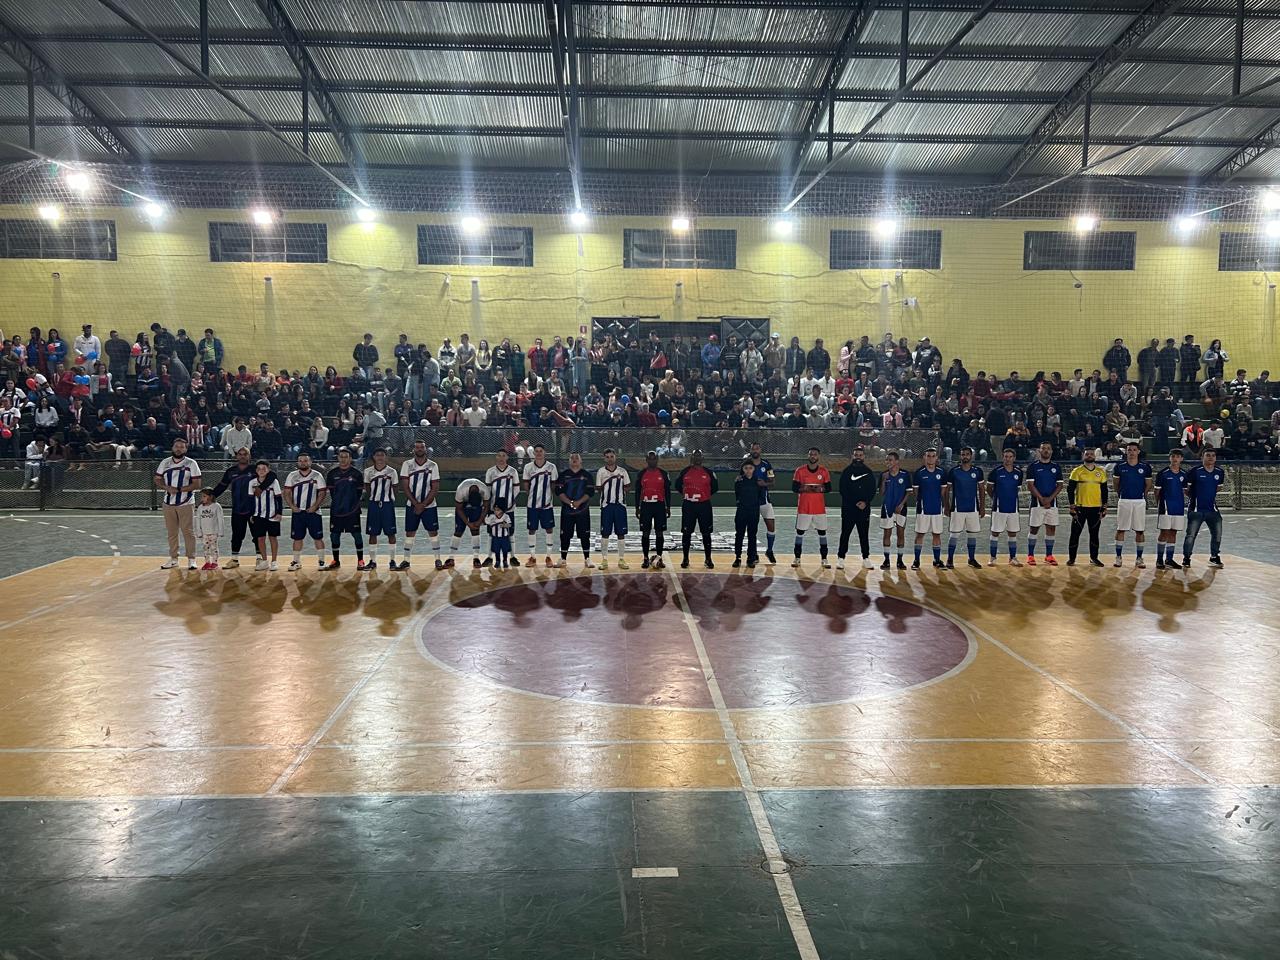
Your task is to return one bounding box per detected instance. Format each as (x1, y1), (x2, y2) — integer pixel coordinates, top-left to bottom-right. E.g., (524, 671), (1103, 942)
(4, 452), (1280, 511)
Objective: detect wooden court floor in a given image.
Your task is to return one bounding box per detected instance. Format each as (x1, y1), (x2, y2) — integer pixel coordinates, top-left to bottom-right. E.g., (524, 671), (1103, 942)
(2, 552), (1278, 958)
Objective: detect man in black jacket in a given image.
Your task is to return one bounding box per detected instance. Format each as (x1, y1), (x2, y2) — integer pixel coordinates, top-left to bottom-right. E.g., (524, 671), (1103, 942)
(1103, 338), (1132, 382)
(1136, 338), (1160, 391)
(806, 338), (831, 377)
(837, 444), (877, 569)
(1179, 335), (1202, 385)
(1157, 338), (1180, 386)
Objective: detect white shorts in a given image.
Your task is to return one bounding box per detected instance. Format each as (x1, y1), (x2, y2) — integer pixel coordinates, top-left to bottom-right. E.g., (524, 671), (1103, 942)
(989, 511), (1020, 534)
(949, 511), (981, 534)
(1028, 505), (1060, 529)
(880, 512), (907, 530)
(1158, 513), (1187, 531)
(915, 513), (945, 535)
(1115, 499), (1147, 533)
(795, 512), (827, 533)
(759, 501), (775, 521)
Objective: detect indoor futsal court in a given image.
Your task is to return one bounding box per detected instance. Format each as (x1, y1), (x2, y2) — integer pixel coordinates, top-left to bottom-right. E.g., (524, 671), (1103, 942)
(5, 0), (1280, 957)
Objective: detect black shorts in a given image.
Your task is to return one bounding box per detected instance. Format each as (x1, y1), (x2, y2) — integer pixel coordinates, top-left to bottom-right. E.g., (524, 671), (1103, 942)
(250, 516), (281, 539)
(329, 512), (362, 535)
(639, 501), (668, 531)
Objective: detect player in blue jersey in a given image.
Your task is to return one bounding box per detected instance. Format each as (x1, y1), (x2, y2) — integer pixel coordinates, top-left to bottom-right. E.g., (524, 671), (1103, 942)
(945, 446), (984, 569)
(1025, 442), (1063, 566)
(911, 448), (949, 570)
(985, 447), (1024, 566)
(401, 440), (442, 570)
(1183, 448), (1225, 568)
(1112, 442), (1154, 568)
(748, 442), (779, 564)
(1154, 448), (1188, 570)
(325, 447), (365, 569)
(879, 451), (911, 570)
(363, 447), (401, 570)
(595, 448), (632, 569)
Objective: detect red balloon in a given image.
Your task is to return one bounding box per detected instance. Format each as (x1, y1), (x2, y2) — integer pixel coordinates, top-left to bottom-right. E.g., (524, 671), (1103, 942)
(0, 427), (10, 440)
(25, 378), (37, 390)
(131, 343), (142, 356)
(46, 343), (56, 354)
(73, 384), (90, 397)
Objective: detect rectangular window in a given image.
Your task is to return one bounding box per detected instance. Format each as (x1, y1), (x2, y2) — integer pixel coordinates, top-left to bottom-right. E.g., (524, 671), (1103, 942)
(1023, 230), (1136, 271)
(1218, 232), (1280, 271)
(829, 229), (942, 270)
(0, 218), (116, 260)
(623, 228), (736, 269)
(418, 225), (534, 267)
(208, 222), (328, 263)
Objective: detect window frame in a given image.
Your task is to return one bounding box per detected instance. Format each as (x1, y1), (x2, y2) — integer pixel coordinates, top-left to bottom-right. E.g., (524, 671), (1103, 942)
(1022, 230), (1136, 271)
(0, 218), (117, 261)
(829, 228), (943, 270)
(1217, 231), (1280, 271)
(622, 228), (737, 270)
(208, 221), (328, 263)
(417, 224), (535, 267)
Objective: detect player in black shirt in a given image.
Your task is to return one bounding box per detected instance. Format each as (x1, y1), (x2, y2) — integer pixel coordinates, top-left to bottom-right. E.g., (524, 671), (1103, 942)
(556, 452), (596, 567)
(325, 447), (365, 568)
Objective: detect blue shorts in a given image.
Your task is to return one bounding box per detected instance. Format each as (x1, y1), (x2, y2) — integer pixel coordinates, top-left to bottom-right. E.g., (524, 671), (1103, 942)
(405, 505), (439, 534)
(455, 505), (484, 537)
(526, 506), (555, 532)
(365, 502), (397, 537)
(290, 512), (323, 542)
(601, 503), (628, 538)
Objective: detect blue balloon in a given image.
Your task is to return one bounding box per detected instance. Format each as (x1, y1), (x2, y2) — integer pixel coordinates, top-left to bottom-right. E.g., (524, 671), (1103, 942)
(657, 409), (671, 419)
(102, 419), (114, 429)
(86, 351), (98, 361)
(620, 394), (631, 404)
(74, 374), (90, 385)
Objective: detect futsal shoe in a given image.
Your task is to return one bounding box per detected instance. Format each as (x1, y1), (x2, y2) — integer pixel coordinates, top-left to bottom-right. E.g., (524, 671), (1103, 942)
(599, 559), (608, 570)
(654, 556), (665, 569)
(433, 558), (443, 570)
(766, 550), (777, 564)
(201, 562), (217, 571)
(585, 557), (596, 568)
(617, 559), (629, 570)
(1156, 559), (1166, 570)
(967, 558), (982, 569)
(159, 559), (177, 570)
(1165, 557), (1182, 569)
(821, 559), (832, 569)
(509, 556), (521, 567)
(1026, 556), (1036, 566)
(1044, 555), (1058, 566)
(704, 559), (715, 569)
(443, 558), (455, 568)
(836, 558), (845, 570)
(791, 558), (802, 568)
(1209, 556), (1224, 568)
(945, 561), (955, 570)
(987, 558), (997, 567)
(223, 558), (240, 569)
(863, 558), (876, 569)
(481, 557), (492, 567)
(363, 560), (377, 571)
(911, 560), (921, 570)
(747, 559), (757, 568)
(1090, 558), (1105, 567)
(187, 560), (198, 570)
(1135, 560), (1146, 569)
(473, 558), (482, 568)
(880, 558), (891, 569)
(398, 560), (411, 571)
(254, 558), (267, 571)
(557, 558), (568, 568)
(544, 557), (554, 568)
(1008, 558), (1023, 566)
(732, 558), (742, 568)
(525, 557), (537, 568)
(933, 560), (945, 569)
(288, 560), (302, 571)
(268, 561), (278, 571)
(681, 558), (690, 569)
(896, 558), (907, 569)
(642, 557), (651, 569)
(326, 561), (341, 570)
(1113, 558), (1123, 568)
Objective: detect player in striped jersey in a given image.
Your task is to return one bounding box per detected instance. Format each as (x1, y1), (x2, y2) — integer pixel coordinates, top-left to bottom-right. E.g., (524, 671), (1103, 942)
(485, 449), (522, 565)
(363, 448), (400, 570)
(522, 444), (559, 567)
(401, 439), (442, 570)
(451, 478), (490, 567)
(247, 459), (283, 571)
(284, 453), (328, 571)
(595, 448), (632, 569)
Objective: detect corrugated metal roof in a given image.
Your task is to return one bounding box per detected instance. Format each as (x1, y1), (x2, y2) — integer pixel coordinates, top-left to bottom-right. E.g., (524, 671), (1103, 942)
(89, 86), (305, 126)
(1096, 62), (1236, 97)
(360, 131), (566, 168)
(311, 47), (551, 87)
(280, 0), (547, 38)
(581, 3), (843, 46)
(1024, 141), (1238, 178)
(333, 91), (559, 129)
(590, 96), (806, 135)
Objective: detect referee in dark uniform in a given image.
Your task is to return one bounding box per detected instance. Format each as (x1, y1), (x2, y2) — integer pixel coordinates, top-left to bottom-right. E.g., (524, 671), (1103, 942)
(837, 444), (877, 570)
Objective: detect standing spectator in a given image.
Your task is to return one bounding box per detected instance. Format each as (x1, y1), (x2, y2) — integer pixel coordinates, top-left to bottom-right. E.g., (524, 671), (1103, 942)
(150, 323), (175, 365)
(1203, 339), (1229, 380)
(526, 338), (548, 377)
(1202, 419), (1226, 451)
(1157, 337), (1179, 386)
(806, 338), (831, 377)
(1148, 386), (1176, 455)
(1179, 335), (1202, 385)
(1103, 338), (1131, 381)
(394, 334), (414, 378)
(154, 437), (201, 570)
(73, 323), (101, 362)
(700, 334), (721, 375)
(104, 330), (131, 384)
(173, 329), (197, 373)
(785, 336), (806, 380)
(763, 334), (784, 378)
(198, 328), (224, 374)
(455, 333), (476, 373)
(1136, 338), (1159, 391)
(353, 333), (379, 379)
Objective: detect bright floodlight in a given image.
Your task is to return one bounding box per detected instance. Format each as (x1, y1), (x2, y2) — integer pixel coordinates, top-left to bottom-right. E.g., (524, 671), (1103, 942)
(251, 208), (274, 226)
(872, 218), (898, 239)
(459, 215), (484, 234)
(1176, 216), (1198, 233)
(1265, 221), (1280, 239)
(569, 209), (589, 228)
(1262, 189), (1280, 211)
(64, 171), (92, 193)
(670, 216), (691, 232)
(771, 218), (794, 237)
(37, 205), (60, 220)
(1073, 214), (1098, 233)
(356, 206), (377, 222)
(144, 202), (166, 219)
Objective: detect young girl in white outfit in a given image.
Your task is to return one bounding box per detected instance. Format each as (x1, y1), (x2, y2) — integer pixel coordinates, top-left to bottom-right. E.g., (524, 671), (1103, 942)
(193, 489), (225, 570)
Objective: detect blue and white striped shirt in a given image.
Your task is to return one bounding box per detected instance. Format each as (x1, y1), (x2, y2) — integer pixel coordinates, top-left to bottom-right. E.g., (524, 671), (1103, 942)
(248, 477), (282, 519)
(522, 461), (559, 510)
(285, 469), (326, 511)
(595, 467), (631, 506)
(364, 465), (399, 504)
(155, 455), (202, 507)
(400, 457), (439, 503)
(484, 464), (520, 509)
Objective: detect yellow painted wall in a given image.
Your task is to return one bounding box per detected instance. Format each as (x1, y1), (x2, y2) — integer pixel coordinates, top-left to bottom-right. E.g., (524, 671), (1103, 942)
(2, 204), (1276, 375)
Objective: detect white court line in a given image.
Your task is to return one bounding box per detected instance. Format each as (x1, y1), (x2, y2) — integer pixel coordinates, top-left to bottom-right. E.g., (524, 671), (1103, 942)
(0, 556), (71, 584)
(632, 867), (679, 879)
(666, 568), (820, 960)
(0, 565), (155, 631)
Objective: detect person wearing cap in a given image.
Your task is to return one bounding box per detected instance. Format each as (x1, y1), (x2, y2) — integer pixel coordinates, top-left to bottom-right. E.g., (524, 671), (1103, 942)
(700, 335), (721, 377)
(1067, 448), (1109, 566)
(837, 443), (877, 569)
(762, 333), (784, 378)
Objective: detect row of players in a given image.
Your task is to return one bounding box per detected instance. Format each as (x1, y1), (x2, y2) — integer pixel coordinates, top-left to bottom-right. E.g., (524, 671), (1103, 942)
(153, 438), (1225, 572)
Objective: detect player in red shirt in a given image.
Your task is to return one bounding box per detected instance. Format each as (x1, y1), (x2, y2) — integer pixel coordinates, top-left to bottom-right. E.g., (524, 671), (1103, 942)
(634, 450), (672, 569)
(791, 447), (832, 569)
(675, 450), (718, 569)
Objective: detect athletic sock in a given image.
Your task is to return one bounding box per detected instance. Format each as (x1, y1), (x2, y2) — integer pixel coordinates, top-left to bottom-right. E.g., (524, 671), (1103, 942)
(1116, 543), (1124, 559)
(793, 536), (803, 559)
(884, 550), (891, 563)
(314, 544), (325, 562)
(472, 537), (481, 557)
(403, 538), (414, 559)
(967, 537), (977, 561)
(1028, 536), (1037, 558)
(292, 549), (301, 564)
(767, 532), (776, 553)
(1007, 541), (1016, 560)
(932, 545), (941, 563)
(914, 544), (922, 564)
(332, 547), (340, 562)
(947, 537), (957, 564)
(430, 534), (440, 555)
(450, 535), (461, 554)
(1136, 544), (1144, 561)
(818, 535), (828, 559)
(1045, 538), (1055, 556)
(989, 538), (998, 560)
(369, 543), (379, 563)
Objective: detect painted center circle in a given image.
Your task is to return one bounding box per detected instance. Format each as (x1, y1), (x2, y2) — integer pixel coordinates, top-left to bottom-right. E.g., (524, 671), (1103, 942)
(420, 574), (970, 710)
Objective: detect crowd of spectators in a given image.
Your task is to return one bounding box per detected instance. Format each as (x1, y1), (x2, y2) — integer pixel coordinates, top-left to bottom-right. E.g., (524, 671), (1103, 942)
(3, 322), (1278, 485)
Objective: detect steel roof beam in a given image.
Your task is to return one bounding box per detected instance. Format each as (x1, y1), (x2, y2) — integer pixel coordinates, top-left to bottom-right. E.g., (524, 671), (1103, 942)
(1001, 0), (1186, 179)
(0, 16), (139, 159)
(252, 0), (365, 172)
(1202, 115), (1280, 179)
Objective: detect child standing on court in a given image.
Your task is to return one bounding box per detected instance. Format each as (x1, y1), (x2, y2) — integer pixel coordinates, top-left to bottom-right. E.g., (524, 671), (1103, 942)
(486, 498), (513, 568)
(733, 457), (763, 568)
(194, 488), (225, 570)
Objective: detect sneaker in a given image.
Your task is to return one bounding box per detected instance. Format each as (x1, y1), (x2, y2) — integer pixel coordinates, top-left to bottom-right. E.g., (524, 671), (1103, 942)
(1113, 558), (1123, 568)
(987, 559), (997, 567)
(896, 558), (907, 570)
(557, 557), (568, 568)
(732, 558), (742, 568)
(704, 559), (715, 569)
(288, 560), (302, 571)
(398, 560), (411, 571)
(681, 558), (690, 569)
(910, 560), (920, 570)
(1135, 560), (1146, 569)
(434, 559), (443, 570)
(160, 559), (178, 570)
(585, 557), (596, 568)
(791, 559), (802, 568)
(617, 559), (629, 570)
(880, 559), (890, 570)
(642, 557), (651, 569)
(544, 557), (553, 568)
(525, 557), (538, 568)
(481, 557), (492, 567)
(254, 558), (267, 571)
(654, 556), (665, 569)
(509, 556), (521, 567)
(1089, 558), (1104, 567)
(326, 560), (341, 570)
(1066, 559), (1076, 566)
(1181, 557), (1191, 568)
(443, 558), (454, 569)
(1166, 558), (1183, 570)
(365, 561), (378, 571)
(1026, 556), (1036, 566)
(836, 558), (845, 570)
(766, 550), (777, 565)
(224, 558), (240, 569)
(821, 560), (832, 569)
(268, 561), (278, 571)
(1209, 556), (1224, 568)
(200, 562), (214, 571)
(967, 558), (982, 569)
(187, 560), (198, 570)
(473, 558), (482, 569)
(1009, 558), (1023, 567)
(1156, 560), (1166, 570)
(944, 561), (955, 570)
(598, 558), (608, 570)
(356, 560), (369, 571)
(863, 558), (875, 569)
(747, 559), (757, 568)
(1044, 555), (1058, 566)
(932, 560), (945, 569)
